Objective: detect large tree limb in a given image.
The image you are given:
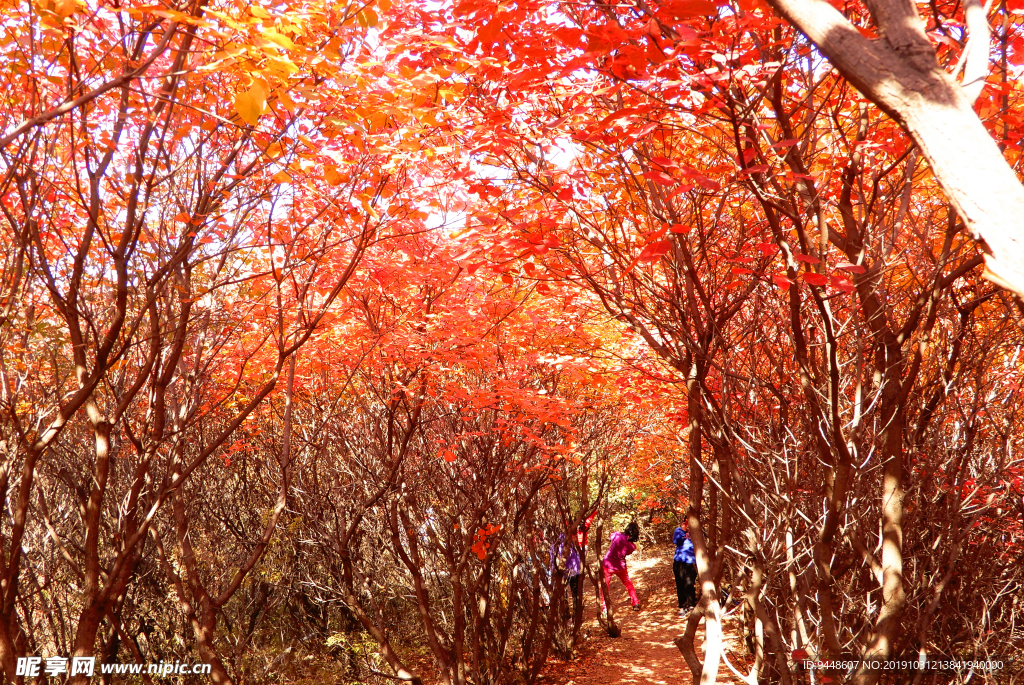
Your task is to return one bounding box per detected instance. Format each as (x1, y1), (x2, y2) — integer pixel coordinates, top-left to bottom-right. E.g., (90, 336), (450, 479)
(764, 0), (1024, 298)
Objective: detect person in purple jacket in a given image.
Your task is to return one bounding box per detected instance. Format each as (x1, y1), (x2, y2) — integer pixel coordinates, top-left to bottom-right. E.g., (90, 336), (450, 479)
(599, 522), (641, 612)
(565, 508), (598, 615)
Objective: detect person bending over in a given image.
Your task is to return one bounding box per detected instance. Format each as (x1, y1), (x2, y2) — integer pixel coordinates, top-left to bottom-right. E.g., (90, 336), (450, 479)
(600, 521), (640, 612)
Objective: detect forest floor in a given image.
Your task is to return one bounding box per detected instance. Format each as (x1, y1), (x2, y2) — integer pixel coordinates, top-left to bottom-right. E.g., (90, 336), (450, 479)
(539, 547), (750, 685)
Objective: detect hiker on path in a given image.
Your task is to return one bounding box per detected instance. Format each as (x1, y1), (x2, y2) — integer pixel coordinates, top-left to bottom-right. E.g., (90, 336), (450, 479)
(599, 521), (640, 612)
(566, 507), (598, 614)
(673, 524), (697, 617)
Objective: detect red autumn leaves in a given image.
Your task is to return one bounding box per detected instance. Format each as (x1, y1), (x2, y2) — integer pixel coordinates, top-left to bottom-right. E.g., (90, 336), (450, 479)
(766, 252), (860, 293)
(471, 523), (503, 559)
(635, 232), (863, 294)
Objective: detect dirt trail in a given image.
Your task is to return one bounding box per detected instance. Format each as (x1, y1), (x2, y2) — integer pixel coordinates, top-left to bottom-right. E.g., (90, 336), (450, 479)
(541, 548), (750, 685)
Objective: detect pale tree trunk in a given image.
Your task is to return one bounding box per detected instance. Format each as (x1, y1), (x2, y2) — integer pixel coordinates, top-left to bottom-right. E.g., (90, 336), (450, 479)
(682, 378), (724, 685)
(764, 0), (1024, 298)
(689, 518), (723, 685)
(852, 383), (907, 685)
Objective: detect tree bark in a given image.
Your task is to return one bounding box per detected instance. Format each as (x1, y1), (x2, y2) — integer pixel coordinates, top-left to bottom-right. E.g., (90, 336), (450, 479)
(763, 0), (1024, 298)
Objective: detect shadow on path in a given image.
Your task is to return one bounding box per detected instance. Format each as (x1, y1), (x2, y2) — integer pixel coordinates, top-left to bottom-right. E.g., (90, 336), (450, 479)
(541, 547), (749, 685)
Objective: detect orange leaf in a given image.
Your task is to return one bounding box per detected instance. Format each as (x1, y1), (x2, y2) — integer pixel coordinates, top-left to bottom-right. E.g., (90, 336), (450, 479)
(235, 84), (267, 126)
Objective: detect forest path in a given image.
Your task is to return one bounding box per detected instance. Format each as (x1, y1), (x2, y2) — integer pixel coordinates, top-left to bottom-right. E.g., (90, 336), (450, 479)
(541, 547), (749, 685)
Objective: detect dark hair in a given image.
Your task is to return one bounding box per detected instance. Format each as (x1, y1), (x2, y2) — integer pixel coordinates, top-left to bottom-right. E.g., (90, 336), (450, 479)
(624, 522), (640, 543)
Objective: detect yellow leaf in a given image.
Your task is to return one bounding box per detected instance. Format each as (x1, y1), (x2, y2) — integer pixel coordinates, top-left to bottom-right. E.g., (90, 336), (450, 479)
(265, 56), (299, 76)
(250, 5), (271, 18)
(276, 90), (297, 113)
(203, 8), (246, 30)
(250, 77), (270, 100)
(359, 195), (380, 220)
(235, 86), (266, 126)
(262, 28), (295, 50)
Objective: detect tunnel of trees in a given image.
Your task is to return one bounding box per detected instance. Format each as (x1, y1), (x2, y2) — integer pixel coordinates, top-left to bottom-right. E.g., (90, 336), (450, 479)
(0, 0), (1022, 682)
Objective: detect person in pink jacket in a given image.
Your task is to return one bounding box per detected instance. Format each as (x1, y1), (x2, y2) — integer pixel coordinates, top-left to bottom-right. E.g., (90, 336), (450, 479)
(599, 522), (640, 612)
